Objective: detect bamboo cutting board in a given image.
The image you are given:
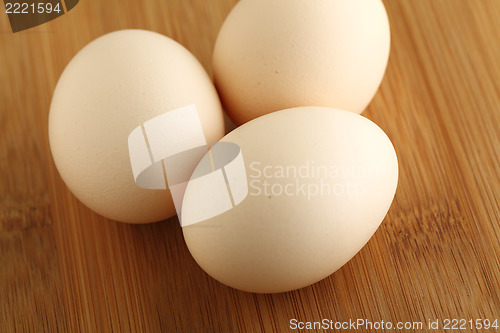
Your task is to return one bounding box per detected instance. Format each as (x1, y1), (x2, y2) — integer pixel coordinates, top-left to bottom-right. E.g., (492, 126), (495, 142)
(1, 1), (499, 332)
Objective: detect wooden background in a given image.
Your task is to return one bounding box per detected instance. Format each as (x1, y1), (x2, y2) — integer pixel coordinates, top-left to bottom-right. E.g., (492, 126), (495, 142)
(1, 0), (499, 332)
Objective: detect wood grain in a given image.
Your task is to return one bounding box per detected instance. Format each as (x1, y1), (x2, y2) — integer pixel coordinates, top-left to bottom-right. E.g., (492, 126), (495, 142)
(1, 0), (499, 332)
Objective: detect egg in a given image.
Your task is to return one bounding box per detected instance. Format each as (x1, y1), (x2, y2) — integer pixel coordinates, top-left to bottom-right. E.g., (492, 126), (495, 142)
(182, 107), (398, 293)
(49, 30), (225, 223)
(213, 0), (391, 125)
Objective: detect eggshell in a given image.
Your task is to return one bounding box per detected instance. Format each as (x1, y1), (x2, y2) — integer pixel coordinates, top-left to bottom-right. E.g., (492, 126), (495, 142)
(213, 0), (391, 125)
(49, 30), (225, 223)
(182, 107), (398, 293)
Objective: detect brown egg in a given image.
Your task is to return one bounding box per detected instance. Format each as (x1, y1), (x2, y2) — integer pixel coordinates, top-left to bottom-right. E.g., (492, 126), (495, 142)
(213, 0), (391, 125)
(183, 107), (398, 293)
(49, 30), (225, 223)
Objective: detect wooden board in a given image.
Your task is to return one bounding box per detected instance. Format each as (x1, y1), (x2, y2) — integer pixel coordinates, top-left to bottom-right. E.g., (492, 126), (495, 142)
(1, 0), (499, 331)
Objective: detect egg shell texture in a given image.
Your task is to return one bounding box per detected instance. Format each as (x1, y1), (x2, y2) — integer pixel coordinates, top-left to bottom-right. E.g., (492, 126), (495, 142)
(49, 30), (225, 223)
(183, 107), (398, 293)
(213, 0), (391, 125)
